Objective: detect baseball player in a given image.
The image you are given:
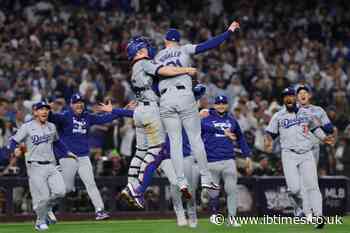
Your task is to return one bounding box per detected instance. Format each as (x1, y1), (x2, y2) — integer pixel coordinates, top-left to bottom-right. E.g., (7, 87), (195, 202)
(122, 36), (198, 208)
(154, 21), (240, 191)
(264, 87), (335, 229)
(202, 95), (252, 227)
(5, 101), (73, 231)
(296, 85), (336, 219)
(49, 93), (133, 220)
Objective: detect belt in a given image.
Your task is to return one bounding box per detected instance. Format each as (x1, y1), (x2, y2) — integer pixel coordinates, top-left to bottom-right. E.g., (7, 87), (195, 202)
(160, 85), (185, 95)
(28, 161), (51, 165)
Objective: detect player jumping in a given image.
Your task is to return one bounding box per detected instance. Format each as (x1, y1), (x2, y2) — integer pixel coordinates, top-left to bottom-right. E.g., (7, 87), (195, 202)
(154, 21), (240, 192)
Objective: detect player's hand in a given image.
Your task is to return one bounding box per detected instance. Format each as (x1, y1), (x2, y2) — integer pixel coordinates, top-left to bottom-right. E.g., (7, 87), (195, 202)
(97, 100), (113, 113)
(224, 129), (237, 141)
(14, 148), (23, 158)
(186, 68), (197, 76)
(67, 152), (78, 161)
(199, 109), (209, 118)
(228, 21), (240, 32)
(264, 137), (273, 153)
(125, 100), (137, 110)
(323, 135), (335, 146)
(245, 158), (253, 176)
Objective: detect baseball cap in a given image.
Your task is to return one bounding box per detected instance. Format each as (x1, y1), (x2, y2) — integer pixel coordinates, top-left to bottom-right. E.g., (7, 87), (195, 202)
(165, 28), (181, 42)
(296, 85), (311, 94)
(33, 101), (51, 110)
(281, 87), (295, 97)
(214, 95), (228, 104)
(70, 93), (84, 104)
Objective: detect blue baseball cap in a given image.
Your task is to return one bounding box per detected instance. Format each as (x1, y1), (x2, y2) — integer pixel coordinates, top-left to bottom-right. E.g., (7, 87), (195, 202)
(296, 85), (311, 94)
(281, 87), (296, 97)
(70, 93), (84, 104)
(214, 95), (228, 104)
(33, 101), (51, 110)
(165, 28), (180, 42)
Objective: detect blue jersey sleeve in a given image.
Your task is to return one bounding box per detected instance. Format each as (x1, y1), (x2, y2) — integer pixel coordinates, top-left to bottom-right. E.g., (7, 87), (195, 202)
(53, 139), (69, 160)
(88, 108), (133, 125)
(49, 112), (67, 128)
(0, 147), (10, 163)
(195, 31), (232, 54)
(233, 120), (252, 157)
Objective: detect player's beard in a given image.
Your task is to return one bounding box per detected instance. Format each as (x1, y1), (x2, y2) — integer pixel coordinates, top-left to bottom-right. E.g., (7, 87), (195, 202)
(286, 102), (298, 113)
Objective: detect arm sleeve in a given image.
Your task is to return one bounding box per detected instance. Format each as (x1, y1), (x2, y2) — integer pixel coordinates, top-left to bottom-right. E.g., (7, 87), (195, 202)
(88, 109), (132, 125)
(182, 44), (197, 55)
(201, 119), (225, 134)
(143, 60), (164, 76)
(265, 113), (279, 137)
(312, 127), (326, 141)
(318, 107), (334, 134)
(194, 31), (232, 54)
(0, 147), (10, 163)
(233, 121), (252, 157)
(48, 112), (66, 127)
(12, 124), (28, 144)
(53, 138), (69, 156)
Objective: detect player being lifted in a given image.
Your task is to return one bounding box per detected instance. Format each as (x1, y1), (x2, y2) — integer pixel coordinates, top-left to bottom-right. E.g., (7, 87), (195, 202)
(122, 36), (198, 208)
(154, 21), (240, 192)
(264, 88), (335, 229)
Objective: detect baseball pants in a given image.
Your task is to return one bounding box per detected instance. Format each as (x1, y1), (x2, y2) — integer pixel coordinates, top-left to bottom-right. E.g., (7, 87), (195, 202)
(281, 149), (322, 216)
(301, 144), (320, 215)
(208, 159), (238, 218)
(60, 156), (104, 211)
(160, 156), (198, 218)
(128, 102), (165, 191)
(27, 162), (66, 225)
(160, 90), (213, 188)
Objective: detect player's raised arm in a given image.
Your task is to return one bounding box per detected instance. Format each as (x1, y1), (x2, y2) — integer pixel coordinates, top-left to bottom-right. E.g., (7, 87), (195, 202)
(193, 21), (240, 55)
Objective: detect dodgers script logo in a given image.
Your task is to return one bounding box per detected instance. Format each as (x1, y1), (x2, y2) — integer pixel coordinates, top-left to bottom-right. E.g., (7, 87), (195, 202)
(280, 117), (308, 128)
(214, 121), (232, 137)
(73, 118), (87, 134)
(32, 135), (51, 145)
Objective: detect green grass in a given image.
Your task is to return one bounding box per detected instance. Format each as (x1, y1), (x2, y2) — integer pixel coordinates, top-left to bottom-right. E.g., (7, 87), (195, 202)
(1, 217), (349, 233)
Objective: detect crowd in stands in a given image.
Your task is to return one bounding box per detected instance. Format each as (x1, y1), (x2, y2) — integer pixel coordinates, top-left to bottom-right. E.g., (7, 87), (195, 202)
(0, 0), (349, 184)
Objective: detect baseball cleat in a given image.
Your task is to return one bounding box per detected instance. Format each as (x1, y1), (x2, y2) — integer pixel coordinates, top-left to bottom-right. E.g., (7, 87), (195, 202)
(202, 182), (220, 190)
(95, 210), (110, 220)
(45, 210), (57, 225)
(314, 216), (326, 229)
(120, 186), (135, 205)
(132, 195), (145, 209)
(188, 214), (198, 228)
(127, 183), (144, 208)
(176, 214), (188, 227)
(180, 187), (192, 200)
(35, 223), (49, 231)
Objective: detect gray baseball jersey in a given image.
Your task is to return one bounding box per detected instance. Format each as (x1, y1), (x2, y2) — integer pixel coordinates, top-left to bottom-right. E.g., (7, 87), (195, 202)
(155, 44), (196, 93)
(131, 59), (161, 103)
(12, 120), (58, 162)
(300, 104), (331, 144)
(154, 44), (215, 189)
(265, 107), (322, 153)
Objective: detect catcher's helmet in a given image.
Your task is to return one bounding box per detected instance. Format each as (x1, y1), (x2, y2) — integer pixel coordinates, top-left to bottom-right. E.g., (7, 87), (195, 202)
(127, 36), (157, 60)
